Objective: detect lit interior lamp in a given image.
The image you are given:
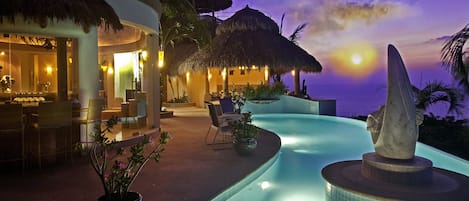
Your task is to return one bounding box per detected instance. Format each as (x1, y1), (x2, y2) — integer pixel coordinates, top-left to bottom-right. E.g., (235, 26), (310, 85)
(158, 50), (164, 68)
(141, 50), (148, 61)
(252, 65), (257, 70)
(0, 51), (5, 56)
(46, 66), (53, 75)
(291, 69), (296, 76)
(107, 67), (114, 74)
(68, 56), (72, 64)
(186, 72), (190, 82)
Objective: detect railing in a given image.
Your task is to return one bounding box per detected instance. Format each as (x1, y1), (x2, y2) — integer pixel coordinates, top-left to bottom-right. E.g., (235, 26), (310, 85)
(241, 95), (336, 116)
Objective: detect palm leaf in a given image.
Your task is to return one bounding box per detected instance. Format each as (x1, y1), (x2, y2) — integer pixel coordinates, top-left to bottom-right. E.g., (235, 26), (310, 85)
(413, 80), (464, 115)
(289, 23), (307, 44)
(279, 13), (285, 35)
(441, 24), (469, 92)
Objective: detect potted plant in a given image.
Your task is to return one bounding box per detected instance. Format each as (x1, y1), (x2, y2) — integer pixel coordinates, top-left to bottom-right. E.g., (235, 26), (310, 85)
(89, 116), (171, 201)
(230, 112), (259, 156)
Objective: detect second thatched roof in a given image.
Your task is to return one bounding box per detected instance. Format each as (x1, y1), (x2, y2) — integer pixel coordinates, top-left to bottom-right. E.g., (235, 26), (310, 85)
(178, 6), (322, 74)
(194, 0), (233, 14)
(0, 0), (123, 32)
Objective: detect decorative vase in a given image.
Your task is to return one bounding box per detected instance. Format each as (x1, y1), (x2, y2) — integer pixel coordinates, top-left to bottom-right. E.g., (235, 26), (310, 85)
(98, 192), (142, 201)
(234, 138), (257, 156)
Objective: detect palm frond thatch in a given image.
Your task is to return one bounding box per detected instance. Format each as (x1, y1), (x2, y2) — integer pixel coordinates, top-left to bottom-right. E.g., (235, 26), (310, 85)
(178, 6), (321, 75)
(194, 0), (232, 14)
(163, 15), (220, 76)
(216, 5), (279, 35)
(0, 0), (123, 32)
(441, 24), (469, 91)
(179, 30), (321, 74)
(165, 42), (198, 76)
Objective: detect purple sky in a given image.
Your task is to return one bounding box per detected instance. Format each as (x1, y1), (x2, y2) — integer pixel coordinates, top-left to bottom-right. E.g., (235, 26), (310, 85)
(216, 0), (469, 79)
(215, 1), (469, 118)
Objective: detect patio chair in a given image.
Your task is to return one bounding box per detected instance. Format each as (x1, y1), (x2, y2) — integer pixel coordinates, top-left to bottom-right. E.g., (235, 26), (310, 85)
(205, 102), (233, 145)
(0, 104), (25, 174)
(34, 101), (72, 169)
(77, 98), (104, 145)
(219, 97), (236, 114)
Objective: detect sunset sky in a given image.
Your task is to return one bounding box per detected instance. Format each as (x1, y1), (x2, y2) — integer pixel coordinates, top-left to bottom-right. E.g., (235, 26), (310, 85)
(215, 0), (469, 117)
(217, 0), (469, 79)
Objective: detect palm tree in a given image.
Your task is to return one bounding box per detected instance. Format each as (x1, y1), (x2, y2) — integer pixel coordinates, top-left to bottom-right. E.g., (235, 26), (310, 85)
(441, 24), (469, 92)
(159, 0), (211, 50)
(274, 13), (308, 96)
(159, 0), (211, 105)
(412, 80), (464, 116)
(289, 23), (308, 96)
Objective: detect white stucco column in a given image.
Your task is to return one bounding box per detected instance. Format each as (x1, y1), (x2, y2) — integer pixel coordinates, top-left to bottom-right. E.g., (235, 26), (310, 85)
(78, 27), (99, 143)
(143, 33), (160, 129)
(78, 27), (99, 105)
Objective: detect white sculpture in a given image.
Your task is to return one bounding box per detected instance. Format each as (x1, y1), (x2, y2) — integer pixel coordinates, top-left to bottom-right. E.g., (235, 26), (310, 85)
(366, 45), (421, 160)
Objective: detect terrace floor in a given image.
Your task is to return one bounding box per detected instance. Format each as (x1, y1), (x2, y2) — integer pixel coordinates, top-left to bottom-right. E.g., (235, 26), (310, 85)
(0, 106), (281, 201)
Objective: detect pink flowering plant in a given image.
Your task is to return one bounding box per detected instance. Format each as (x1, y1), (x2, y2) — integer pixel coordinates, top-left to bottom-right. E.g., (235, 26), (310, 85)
(89, 116), (170, 201)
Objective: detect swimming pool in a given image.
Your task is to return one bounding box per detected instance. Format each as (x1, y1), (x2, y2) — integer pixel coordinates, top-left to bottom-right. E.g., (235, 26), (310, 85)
(215, 114), (469, 201)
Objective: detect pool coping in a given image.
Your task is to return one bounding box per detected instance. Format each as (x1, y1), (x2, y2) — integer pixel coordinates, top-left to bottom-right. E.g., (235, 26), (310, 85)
(211, 149), (281, 201)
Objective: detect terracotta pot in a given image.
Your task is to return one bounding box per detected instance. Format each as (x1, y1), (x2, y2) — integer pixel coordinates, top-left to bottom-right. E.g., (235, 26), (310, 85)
(98, 192), (142, 201)
(234, 138), (257, 156)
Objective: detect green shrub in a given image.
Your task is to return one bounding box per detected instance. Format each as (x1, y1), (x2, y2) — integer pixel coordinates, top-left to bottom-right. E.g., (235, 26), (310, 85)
(243, 82), (286, 100)
(168, 92), (189, 103)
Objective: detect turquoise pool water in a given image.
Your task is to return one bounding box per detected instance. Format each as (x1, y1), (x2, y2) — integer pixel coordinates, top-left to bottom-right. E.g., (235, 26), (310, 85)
(219, 114), (469, 201)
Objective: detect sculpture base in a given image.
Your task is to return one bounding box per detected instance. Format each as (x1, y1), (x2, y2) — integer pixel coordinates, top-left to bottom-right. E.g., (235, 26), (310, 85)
(362, 152), (433, 185)
(322, 154), (469, 201)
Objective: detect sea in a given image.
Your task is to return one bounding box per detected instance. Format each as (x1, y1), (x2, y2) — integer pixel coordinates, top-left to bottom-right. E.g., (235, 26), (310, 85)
(280, 64), (469, 120)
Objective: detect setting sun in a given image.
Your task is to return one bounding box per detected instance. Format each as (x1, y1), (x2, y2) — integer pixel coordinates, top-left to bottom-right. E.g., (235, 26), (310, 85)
(351, 54), (363, 65)
(329, 42), (378, 78)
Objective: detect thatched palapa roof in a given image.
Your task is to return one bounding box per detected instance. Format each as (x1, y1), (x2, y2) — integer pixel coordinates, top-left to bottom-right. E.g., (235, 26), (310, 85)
(0, 0), (123, 32)
(194, 0), (233, 14)
(178, 6), (322, 75)
(165, 15), (221, 76)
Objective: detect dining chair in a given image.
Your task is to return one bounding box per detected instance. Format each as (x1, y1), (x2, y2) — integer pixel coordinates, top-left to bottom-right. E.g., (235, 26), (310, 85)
(77, 98), (104, 145)
(34, 101), (72, 169)
(205, 102), (233, 145)
(0, 104), (25, 173)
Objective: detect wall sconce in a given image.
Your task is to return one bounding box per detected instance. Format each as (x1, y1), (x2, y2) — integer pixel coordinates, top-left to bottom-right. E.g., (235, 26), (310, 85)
(158, 50), (164, 68)
(0, 51), (5, 56)
(107, 67), (114, 74)
(207, 69), (212, 81)
(101, 65), (108, 72)
(46, 65), (53, 75)
(141, 50), (148, 61)
(221, 68), (227, 80)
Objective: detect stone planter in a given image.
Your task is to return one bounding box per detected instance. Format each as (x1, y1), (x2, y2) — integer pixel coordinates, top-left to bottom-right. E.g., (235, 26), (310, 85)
(233, 138), (257, 156)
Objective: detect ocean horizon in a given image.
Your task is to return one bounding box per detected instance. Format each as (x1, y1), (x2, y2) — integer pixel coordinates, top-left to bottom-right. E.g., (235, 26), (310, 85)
(281, 64), (469, 119)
